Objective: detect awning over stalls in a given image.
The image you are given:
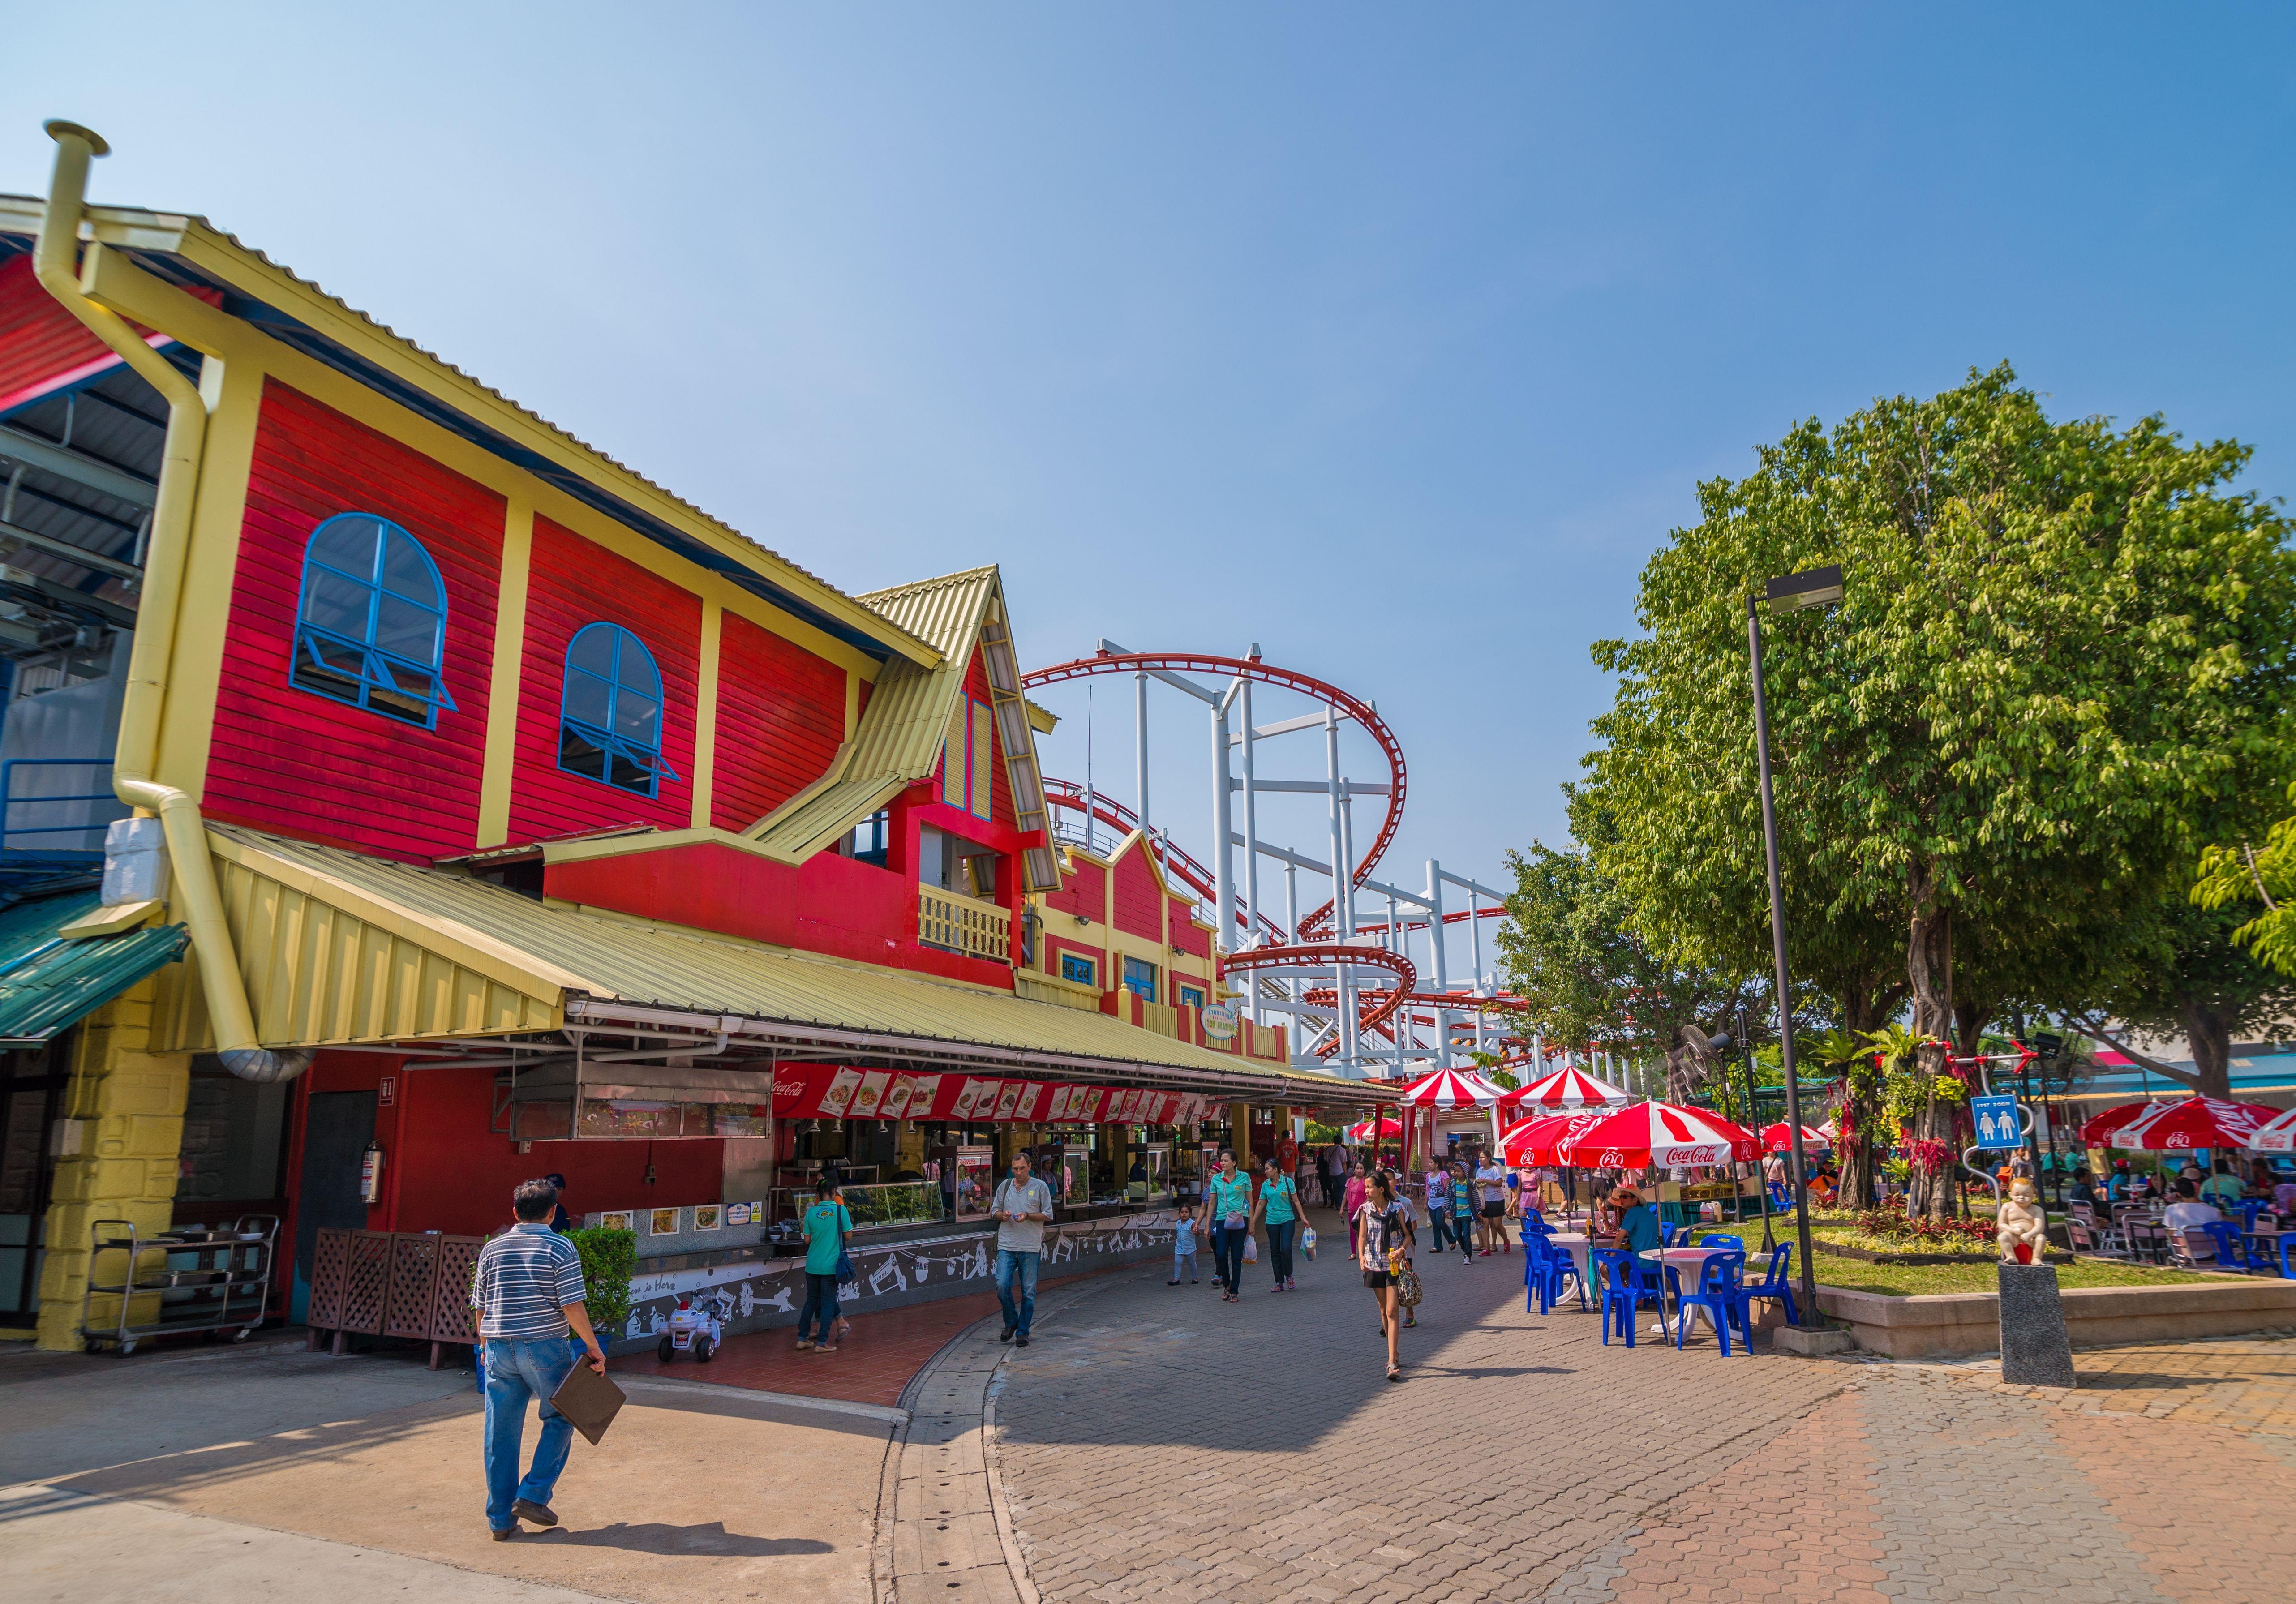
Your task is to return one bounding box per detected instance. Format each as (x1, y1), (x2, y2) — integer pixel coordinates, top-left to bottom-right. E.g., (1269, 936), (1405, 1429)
(150, 825), (1379, 1104)
(0, 888), (189, 1045)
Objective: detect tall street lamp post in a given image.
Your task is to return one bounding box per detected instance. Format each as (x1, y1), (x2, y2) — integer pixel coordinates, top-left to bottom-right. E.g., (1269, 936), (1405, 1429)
(1747, 564), (1842, 1331)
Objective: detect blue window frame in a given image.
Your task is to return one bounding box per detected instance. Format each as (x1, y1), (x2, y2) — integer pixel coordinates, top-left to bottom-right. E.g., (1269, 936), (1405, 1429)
(1178, 984), (1207, 1010)
(290, 513), (455, 727)
(558, 622), (679, 796)
(1123, 955), (1159, 1003)
(1061, 952), (1097, 987)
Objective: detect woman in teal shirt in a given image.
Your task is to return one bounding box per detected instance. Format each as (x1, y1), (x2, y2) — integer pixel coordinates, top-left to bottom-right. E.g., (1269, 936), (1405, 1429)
(796, 1179), (853, 1353)
(1205, 1152), (1254, 1302)
(1252, 1159), (1305, 1291)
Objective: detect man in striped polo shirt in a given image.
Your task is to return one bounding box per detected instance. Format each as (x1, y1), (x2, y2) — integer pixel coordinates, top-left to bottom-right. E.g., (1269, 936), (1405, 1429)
(471, 1178), (606, 1539)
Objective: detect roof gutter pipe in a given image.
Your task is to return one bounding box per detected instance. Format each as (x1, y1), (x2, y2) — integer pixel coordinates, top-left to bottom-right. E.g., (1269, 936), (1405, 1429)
(35, 121), (306, 1085)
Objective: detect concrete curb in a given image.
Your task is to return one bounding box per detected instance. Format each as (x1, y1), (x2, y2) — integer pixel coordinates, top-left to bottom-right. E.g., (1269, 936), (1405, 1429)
(872, 1262), (1148, 1604)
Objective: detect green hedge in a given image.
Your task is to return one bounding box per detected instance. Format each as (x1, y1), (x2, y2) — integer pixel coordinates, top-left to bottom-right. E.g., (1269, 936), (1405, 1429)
(564, 1226), (636, 1336)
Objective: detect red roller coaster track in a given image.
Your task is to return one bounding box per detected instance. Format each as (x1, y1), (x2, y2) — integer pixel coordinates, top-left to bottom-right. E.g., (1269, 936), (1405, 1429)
(1219, 944), (1414, 1055)
(1020, 651), (1404, 940)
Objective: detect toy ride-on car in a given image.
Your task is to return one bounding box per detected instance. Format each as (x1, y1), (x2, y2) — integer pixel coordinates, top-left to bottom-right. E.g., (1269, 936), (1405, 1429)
(656, 1293), (725, 1363)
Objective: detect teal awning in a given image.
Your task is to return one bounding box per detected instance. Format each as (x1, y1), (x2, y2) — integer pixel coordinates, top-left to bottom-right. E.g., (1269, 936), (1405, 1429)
(0, 890), (189, 1046)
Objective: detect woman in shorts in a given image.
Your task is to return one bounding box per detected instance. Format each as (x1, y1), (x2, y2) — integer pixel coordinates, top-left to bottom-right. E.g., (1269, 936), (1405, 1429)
(1358, 1169), (1409, 1382)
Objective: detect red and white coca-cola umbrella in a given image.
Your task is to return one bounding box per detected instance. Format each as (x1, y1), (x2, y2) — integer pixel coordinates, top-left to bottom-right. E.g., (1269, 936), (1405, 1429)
(1554, 1101), (1758, 1169)
(1759, 1122), (1832, 1153)
(2085, 1095), (2277, 1152)
(1500, 1064), (1632, 1113)
(1500, 1111), (1606, 1167)
(1345, 1115), (1403, 1144)
(1394, 1067), (1508, 1109)
(2246, 1106), (2296, 1152)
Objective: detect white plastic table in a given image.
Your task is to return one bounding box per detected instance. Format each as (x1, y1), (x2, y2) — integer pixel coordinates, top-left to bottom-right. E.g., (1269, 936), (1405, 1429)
(1546, 1231), (1592, 1289)
(1639, 1246), (1734, 1338)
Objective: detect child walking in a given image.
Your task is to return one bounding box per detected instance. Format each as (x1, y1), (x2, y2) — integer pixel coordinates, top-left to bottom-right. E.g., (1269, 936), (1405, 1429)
(1169, 1202), (1201, 1285)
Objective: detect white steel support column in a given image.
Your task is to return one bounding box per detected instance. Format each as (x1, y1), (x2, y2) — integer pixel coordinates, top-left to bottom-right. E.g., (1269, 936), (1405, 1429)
(1425, 859), (1451, 1070)
(1324, 709), (1354, 1074)
(1283, 859), (1301, 1056)
(1338, 786), (1360, 1071)
(1210, 690), (1236, 960)
(1240, 677), (1261, 955)
(1134, 670), (1150, 832)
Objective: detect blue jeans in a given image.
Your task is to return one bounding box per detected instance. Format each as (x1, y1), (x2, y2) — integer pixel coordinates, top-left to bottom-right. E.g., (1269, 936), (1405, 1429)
(799, 1273), (840, 1342)
(481, 1336), (578, 1531)
(1428, 1211), (1457, 1252)
(1266, 1219), (1295, 1282)
(995, 1248), (1040, 1335)
(1173, 1245), (1198, 1280)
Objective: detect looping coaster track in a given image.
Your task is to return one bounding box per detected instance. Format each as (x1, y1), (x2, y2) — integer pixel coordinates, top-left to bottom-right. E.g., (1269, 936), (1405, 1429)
(1022, 644), (1519, 1071)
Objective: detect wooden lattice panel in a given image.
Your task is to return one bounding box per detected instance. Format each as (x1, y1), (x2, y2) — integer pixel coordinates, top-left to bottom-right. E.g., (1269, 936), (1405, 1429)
(339, 1231), (392, 1336)
(307, 1228), (351, 1330)
(428, 1235), (485, 1346)
(383, 1235), (440, 1339)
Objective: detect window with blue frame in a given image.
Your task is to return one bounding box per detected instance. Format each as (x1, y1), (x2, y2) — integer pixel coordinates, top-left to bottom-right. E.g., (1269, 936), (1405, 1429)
(1060, 952), (1097, 987)
(559, 622), (679, 796)
(1123, 955), (1159, 1002)
(1178, 984), (1207, 1010)
(291, 513), (455, 727)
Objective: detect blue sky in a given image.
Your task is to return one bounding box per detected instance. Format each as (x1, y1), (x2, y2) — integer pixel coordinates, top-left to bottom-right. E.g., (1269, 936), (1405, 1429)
(8, 5), (2292, 982)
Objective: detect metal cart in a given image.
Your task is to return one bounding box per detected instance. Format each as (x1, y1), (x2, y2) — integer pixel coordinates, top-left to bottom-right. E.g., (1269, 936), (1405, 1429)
(79, 1215), (278, 1355)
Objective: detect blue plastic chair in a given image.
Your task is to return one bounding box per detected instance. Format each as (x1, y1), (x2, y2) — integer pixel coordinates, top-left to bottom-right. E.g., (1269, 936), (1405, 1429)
(2199, 1221), (2253, 1272)
(1600, 1252), (1669, 1347)
(1527, 1233), (1585, 1316)
(1767, 1182), (1791, 1211)
(2237, 1200), (2266, 1232)
(1521, 1207), (1547, 1231)
(2281, 1236), (2296, 1280)
(1701, 1233), (1744, 1253)
(1660, 1222), (1682, 1247)
(1736, 1242), (1800, 1330)
(1676, 1253), (1749, 1355)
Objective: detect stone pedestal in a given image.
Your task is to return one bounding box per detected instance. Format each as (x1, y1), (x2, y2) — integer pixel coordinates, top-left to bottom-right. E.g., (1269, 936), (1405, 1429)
(1998, 1262), (2077, 1387)
(1773, 1323), (1855, 1356)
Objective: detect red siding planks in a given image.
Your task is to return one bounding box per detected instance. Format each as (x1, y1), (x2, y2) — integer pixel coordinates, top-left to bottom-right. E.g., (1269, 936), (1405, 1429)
(1042, 853), (1100, 921)
(1169, 906), (1209, 959)
(506, 516), (700, 841)
(0, 256), (118, 412)
(205, 382), (501, 861)
(710, 612), (845, 830)
(1112, 842), (1163, 943)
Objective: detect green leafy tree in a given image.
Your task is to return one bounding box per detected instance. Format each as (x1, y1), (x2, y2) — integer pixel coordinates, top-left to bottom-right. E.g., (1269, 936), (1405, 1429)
(2061, 891), (2296, 1098)
(1583, 364), (2296, 1075)
(2195, 780), (2296, 980)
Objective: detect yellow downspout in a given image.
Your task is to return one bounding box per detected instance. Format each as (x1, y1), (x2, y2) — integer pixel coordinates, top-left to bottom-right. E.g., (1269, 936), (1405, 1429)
(34, 120), (305, 1083)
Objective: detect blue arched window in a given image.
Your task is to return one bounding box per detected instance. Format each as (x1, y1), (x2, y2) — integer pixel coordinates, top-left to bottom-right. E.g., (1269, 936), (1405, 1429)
(291, 513), (455, 727)
(559, 622), (678, 796)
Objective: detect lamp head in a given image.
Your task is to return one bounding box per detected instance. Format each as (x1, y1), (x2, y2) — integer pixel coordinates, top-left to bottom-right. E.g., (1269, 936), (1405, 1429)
(1764, 565), (1845, 613)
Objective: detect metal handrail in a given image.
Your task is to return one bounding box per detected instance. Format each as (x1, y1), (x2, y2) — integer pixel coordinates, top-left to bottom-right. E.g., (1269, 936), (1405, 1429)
(0, 757), (124, 847)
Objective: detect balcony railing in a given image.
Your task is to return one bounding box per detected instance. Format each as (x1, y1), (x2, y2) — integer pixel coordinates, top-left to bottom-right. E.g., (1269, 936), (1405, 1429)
(918, 883), (1011, 962)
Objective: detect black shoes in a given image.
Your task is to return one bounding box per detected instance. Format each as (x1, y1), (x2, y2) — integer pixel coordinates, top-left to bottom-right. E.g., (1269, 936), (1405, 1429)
(999, 1326), (1016, 1343)
(1016, 1334), (1030, 1347)
(512, 1499), (557, 1527)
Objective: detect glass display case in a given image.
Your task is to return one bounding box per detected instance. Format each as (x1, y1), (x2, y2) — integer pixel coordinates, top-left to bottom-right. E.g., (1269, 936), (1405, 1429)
(953, 1147), (997, 1223)
(1127, 1142), (1170, 1203)
(770, 1180), (943, 1234)
(1051, 1146), (1090, 1209)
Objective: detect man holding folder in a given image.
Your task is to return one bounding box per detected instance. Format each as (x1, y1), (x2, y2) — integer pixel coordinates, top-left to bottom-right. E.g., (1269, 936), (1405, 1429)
(471, 1178), (608, 1540)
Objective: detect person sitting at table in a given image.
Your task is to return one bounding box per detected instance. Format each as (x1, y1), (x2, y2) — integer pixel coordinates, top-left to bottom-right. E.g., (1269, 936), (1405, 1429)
(2200, 1161), (2243, 1209)
(2275, 1176), (2296, 1216)
(1605, 1185), (1663, 1257)
(2106, 1160), (2133, 1202)
(2249, 1159), (2278, 1196)
(2068, 1167), (2103, 1212)
(2161, 1179), (2223, 1260)
(1806, 1170), (1836, 1208)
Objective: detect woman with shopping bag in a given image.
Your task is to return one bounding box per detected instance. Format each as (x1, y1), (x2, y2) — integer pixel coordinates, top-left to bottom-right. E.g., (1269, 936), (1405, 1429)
(1252, 1159), (1305, 1291)
(1204, 1149), (1253, 1302)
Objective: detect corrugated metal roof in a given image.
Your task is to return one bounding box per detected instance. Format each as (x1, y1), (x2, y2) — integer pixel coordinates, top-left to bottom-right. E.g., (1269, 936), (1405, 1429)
(745, 567), (1003, 860)
(182, 826), (1362, 1097)
(0, 890), (189, 1044)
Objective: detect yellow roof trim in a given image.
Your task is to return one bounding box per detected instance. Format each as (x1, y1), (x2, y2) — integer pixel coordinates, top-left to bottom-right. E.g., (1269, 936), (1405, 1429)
(0, 195), (940, 670)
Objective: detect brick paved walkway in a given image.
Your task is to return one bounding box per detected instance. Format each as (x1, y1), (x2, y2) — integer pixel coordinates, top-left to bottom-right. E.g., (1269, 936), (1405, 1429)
(970, 1208), (2296, 1604)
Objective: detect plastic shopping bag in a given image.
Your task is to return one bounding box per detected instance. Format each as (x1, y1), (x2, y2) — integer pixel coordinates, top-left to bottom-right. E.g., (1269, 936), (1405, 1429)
(1243, 1234), (1258, 1264)
(1300, 1225), (1318, 1261)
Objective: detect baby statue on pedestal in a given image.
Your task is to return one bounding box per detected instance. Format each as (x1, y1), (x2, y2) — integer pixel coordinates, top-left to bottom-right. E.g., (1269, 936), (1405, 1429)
(1996, 1175), (2050, 1264)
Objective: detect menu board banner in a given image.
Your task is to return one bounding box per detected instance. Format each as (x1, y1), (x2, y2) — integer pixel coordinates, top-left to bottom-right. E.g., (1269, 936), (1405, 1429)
(770, 1064), (1204, 1126)
(848, 1070), (893, 1120)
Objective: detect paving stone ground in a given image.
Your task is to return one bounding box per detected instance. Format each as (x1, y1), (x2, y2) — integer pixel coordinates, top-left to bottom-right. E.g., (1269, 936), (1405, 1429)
(978, 1208), (2296, 1604)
